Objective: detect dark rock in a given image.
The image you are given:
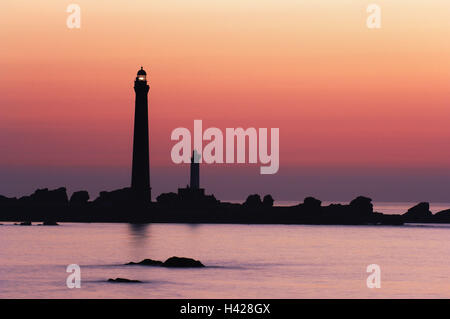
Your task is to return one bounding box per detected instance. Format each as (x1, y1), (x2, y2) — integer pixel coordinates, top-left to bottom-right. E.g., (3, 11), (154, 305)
(349, 196), (373, 215)
(243, 194), (262, 209)
(156, 192), (179, 206)
(93, 187), (138, 207)
(434, 209), (450, 222)
(376, 214), (404, 225)
(107, 278), (142, 283)
(19, 221), (32, 226)
(19, 187), (68, 206)
(435, 209), (450, 217)
(0, 195), (17, 205)
(403, 202), (432, 221)
(303, 197), (322, 209)
(69, 191), (90, 205)
(163, 256), (205, 268)
(262, 195), (274, 208)
(126, 259), (163, 266)
(126, 256), (205, 268)
(43, 220), (59, 226)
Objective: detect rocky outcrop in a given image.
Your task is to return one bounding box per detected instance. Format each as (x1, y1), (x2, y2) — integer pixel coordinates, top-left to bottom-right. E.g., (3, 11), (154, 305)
(0, 195), (17, 206)
(0, 188), (412, 225)
(126, 259), (163, 266)
(433, 209), (450, 223)
(69, 191), (90, 205)
(107, 278), (142, 283)
(19, 187), (68, 206)
(303, 197), (322, 209)
(93, 188), (140, 207)
(262, 195), (274, 208)
(243, 194), (263, 209)
(156, 192), (179, 206)
(126, 256), (205, 268)
(403, 202), (432, 222)
(349, 196), (373, 215)
(163, 256), (204, 268)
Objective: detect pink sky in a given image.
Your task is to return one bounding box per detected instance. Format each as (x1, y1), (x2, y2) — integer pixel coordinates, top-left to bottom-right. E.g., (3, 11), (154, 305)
(1, 1), (449, 201)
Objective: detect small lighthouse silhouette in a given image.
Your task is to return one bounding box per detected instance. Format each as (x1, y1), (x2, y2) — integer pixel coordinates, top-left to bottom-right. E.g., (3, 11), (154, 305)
(190, 150), (201, 190)
(131, 67), (151, 203)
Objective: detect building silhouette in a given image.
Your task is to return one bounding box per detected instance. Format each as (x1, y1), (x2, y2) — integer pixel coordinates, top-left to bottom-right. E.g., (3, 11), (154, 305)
(178, 149), (205, 199)
(131, 67), (151, 203)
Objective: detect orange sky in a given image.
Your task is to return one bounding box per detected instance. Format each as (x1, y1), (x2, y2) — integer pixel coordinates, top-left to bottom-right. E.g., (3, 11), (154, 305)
(1, 1), (449, 200)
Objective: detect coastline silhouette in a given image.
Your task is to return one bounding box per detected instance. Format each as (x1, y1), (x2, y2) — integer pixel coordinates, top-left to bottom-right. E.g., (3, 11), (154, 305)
(1, 67), (449, 226)
(1, 186), (450, 225)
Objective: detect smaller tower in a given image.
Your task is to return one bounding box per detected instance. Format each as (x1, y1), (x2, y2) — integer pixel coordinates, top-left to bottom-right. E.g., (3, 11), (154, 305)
(190, 150), (200, 189)
(177, 149), (205, 200)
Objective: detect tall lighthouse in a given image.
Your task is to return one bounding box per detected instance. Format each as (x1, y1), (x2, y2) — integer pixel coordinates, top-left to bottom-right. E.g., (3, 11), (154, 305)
(131, 67), (151, 203)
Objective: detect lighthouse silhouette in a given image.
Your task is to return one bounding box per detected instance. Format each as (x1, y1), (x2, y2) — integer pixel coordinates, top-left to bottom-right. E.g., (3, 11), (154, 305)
(131, 67), (151, 203)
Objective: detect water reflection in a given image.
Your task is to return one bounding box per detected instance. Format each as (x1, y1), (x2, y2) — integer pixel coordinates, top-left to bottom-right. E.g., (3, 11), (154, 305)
(128, 223), (150, 252)
(1, 223), (449, 298)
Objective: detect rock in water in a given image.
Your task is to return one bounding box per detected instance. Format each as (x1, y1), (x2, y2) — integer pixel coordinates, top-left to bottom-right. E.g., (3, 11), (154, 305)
(126, 257), (205, 267)
(107, 278), (142, 283)
(163, 256), (205, 268)
(125, 259), (164, 266)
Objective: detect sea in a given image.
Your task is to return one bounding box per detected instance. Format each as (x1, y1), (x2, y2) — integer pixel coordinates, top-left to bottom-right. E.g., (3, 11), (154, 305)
(0, 202), (449, 298)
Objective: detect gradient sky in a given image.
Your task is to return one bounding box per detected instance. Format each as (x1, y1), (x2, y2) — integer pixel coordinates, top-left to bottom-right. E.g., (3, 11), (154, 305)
(1, 0), (450, 202)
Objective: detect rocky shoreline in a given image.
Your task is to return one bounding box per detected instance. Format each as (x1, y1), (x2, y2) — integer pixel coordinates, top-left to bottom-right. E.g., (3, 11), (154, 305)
(1, 187), (449, 225)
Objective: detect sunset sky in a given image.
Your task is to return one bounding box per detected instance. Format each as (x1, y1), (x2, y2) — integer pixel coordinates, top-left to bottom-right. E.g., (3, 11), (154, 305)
(1, 0), (449, 201)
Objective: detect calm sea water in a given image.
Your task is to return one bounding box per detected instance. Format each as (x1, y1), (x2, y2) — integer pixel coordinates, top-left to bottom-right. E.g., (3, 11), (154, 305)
(0, 203), (449, 299)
